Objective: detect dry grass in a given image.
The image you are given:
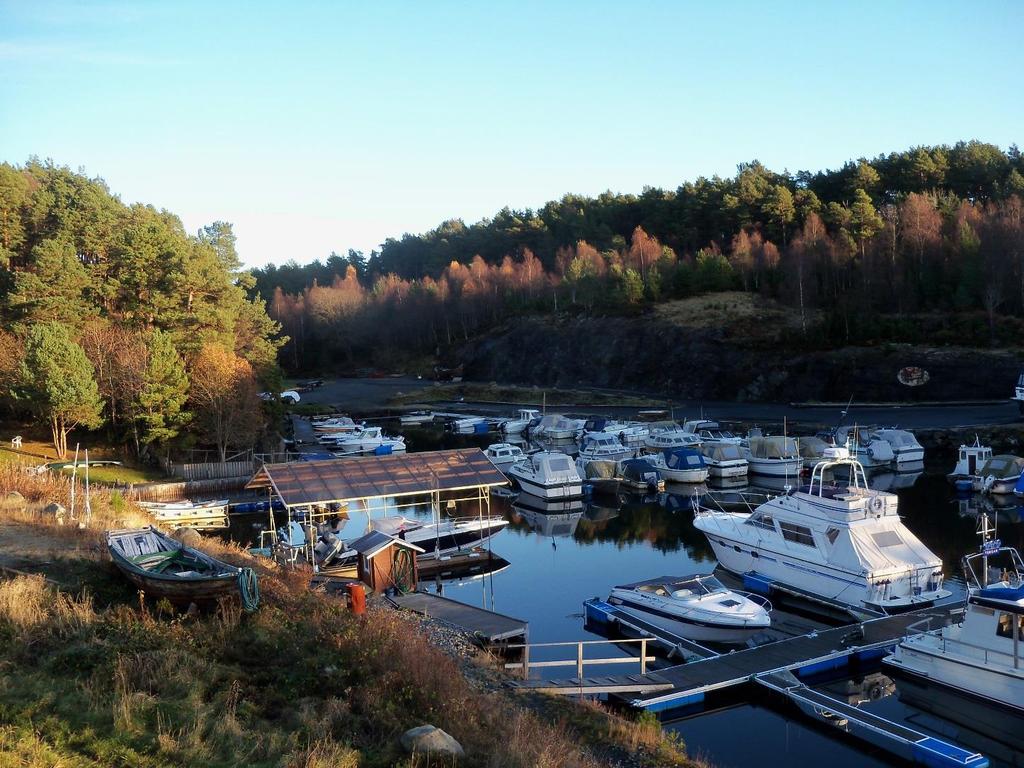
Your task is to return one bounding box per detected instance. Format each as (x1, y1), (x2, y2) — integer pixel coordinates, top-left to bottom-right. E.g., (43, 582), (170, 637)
(391, 382), (663, 408)
(652, 291), (819, 339)
(0, 472), (705, 768)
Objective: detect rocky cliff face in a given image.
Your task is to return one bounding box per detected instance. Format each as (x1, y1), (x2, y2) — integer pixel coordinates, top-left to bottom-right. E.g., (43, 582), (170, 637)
(458, 314), (1020, 402)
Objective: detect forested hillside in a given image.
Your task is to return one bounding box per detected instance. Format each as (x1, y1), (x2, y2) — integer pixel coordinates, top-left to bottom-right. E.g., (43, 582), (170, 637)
(252, 141), (1024, 373)
(0, 160), (283, 458)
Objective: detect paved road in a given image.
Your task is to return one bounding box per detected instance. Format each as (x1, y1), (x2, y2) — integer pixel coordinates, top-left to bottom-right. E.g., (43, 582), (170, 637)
(289, 377), (1022, 430)
(292, 376), (431, 412)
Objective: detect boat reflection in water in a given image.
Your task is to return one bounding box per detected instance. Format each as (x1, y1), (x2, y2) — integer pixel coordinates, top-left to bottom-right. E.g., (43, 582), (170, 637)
(511, 492), (585, 538)
(885, 669), (1024, 765)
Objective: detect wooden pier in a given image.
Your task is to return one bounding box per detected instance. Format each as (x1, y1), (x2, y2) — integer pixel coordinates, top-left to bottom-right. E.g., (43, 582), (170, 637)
(584, 599), (719, 661)
(387, 591), (527, 644)
(508, 673), (674, 696)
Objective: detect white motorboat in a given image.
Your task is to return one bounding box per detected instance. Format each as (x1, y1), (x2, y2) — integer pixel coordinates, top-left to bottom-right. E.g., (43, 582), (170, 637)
(507, 451), (583, 499)
(317, 514), (510, 567)
(484, 442), (527, 470)
(972, 454), (1024, 495)
(399, 411), (434, 426)
(312, 416), (361, 434)
(330, 426), (406, 455)
(533, 414), (585, 440)
(647, 448), (709, 483)
(577, 432), (635, 463)
(451, 416), (490, 434)
(947, 437), (993, 483)
(501, 408), (541, 435)
(137, 498), (230, 530)
(700, 442), (748, 478)
(607, 574), (771, 643)
(873, 428), (925, 465)
(643, 429), (702, 453)
(681, 420), (743, 446)
(831, 426), (895, 468)
(884, 517), (1024, 716)
(693, 447), (951, 615)
(743, 436), (801, 477)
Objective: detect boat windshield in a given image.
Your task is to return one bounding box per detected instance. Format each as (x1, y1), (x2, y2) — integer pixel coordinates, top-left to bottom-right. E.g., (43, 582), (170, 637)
(669, 576), (727, 597)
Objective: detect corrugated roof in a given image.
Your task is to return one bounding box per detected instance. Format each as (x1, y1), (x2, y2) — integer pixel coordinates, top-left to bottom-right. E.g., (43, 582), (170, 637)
(246, 448), (508, 507)
(347, 530), (425, 558)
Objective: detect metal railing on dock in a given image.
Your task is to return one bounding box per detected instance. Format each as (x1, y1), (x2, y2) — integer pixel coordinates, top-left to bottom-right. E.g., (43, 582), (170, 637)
(504, 637), (655, 678)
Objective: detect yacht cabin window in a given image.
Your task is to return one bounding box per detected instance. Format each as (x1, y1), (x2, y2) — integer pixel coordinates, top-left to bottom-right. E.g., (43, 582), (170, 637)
(746, 512), (775, 532)
(825, 527), (840, 545)
(780, 521), (815, 546)
(996, 612), (1024, 640)
(547, 456), (572, 472)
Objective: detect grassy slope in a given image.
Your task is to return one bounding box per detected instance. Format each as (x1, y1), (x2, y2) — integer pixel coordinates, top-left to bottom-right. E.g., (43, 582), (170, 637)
(0, 468), (699, 768)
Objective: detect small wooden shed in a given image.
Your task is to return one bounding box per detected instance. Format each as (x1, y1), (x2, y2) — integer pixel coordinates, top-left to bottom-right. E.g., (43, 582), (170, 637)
(348, 531), (424, 594)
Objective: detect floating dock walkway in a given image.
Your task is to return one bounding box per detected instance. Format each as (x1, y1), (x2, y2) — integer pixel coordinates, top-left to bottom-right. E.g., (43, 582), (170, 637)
(758, 672), (988, 768)
(625, 605), (957, 713)
(585, 599), (718, 661)
(387, 591), (527, 644)
(507, 673), (674, 696)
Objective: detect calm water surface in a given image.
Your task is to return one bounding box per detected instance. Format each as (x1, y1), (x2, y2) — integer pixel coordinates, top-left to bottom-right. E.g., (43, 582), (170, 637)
(240, 425), (1024, 767)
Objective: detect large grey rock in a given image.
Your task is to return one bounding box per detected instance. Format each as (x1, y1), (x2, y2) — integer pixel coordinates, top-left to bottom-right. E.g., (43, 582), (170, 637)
(400, 725), (464, 757)
(43, 502), (66, 522)
(172, 527), (202, 548)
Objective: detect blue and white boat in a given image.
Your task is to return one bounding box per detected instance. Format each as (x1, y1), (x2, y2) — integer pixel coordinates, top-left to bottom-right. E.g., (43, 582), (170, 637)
(885, 516), (1024, 716)
(693, 447), (950, 615)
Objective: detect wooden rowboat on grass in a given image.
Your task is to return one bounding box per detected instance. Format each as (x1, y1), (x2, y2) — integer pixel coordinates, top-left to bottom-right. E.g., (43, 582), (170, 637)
(105, 526), (258, 610)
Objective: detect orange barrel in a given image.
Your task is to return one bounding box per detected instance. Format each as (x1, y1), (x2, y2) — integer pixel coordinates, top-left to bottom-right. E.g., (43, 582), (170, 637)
(347, 582), (366, 615)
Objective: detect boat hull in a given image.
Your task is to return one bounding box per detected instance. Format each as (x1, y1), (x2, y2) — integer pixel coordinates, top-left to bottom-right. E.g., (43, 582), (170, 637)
(660, 467), (709, 483)
(510, 473), (583, 499)
(884, 643), (1024, 717)
(706, 462), (748, 478)
(747, 458), (802, 477)
(609, 599), (766, 643)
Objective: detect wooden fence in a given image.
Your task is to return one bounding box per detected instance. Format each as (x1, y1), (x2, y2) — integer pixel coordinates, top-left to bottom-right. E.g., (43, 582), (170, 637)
(164, 460), (256, 482)
(130, 476), (252, 502)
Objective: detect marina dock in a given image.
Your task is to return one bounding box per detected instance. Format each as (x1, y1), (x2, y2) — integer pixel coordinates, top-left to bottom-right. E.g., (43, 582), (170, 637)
(626, 604), (958, 713)
(757, 672), (988, 768)
(387, 591), (528, 644)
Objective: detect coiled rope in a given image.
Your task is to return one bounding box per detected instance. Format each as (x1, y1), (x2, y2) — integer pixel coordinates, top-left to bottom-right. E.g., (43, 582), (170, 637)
(237, 567), (260, 612)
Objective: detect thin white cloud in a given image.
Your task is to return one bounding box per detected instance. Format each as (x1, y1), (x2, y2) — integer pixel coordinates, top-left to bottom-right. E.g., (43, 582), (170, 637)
(0, 40), (173, 67)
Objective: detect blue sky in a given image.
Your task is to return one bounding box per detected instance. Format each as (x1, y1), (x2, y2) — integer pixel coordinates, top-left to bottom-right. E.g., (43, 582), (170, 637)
(2, 1), (1021, 267)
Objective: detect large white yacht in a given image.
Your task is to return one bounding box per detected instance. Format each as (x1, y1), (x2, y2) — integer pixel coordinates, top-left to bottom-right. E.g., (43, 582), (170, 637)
(507, 451), (584, 499)
(692, 447), (950, 615)
(884, 517), (1023, 716)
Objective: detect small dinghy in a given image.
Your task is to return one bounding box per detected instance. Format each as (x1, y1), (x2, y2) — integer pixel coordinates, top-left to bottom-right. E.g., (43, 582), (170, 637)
(106, 527), (258, 610)
(608, 574), (771, 643)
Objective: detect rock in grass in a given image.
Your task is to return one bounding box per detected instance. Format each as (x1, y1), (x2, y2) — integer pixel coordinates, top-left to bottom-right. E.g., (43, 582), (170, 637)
(172, 527), (202, 548)
(43, 502), (66, 523)
(400, 725), (464, 757)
